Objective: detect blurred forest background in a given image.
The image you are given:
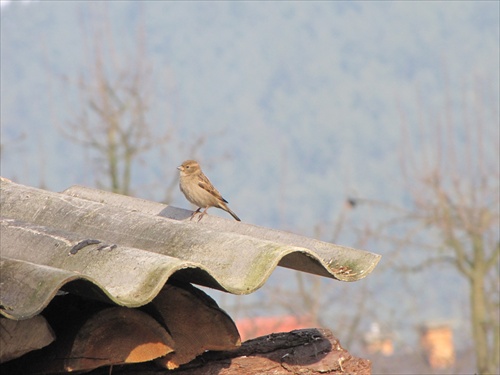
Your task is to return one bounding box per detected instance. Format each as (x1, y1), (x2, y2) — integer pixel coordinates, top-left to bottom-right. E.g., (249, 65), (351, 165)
(1, 1), (499, 374)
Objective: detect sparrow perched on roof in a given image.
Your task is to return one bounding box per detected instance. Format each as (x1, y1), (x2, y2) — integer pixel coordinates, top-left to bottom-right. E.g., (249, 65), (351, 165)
(177, 160), (241, 222)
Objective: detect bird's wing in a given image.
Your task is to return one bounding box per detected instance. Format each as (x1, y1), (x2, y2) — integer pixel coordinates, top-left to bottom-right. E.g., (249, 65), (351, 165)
(198, 174), (228, 203)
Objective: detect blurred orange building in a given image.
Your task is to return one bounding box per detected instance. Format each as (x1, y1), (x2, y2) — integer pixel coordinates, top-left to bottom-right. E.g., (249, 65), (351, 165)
(420, 322), (455, 369)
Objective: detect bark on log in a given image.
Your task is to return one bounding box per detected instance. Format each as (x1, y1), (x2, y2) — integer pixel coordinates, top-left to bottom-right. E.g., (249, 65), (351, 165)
(153, 282), (241, 369)
(171, 328), (371, 375)
(0, 315), (55, 363)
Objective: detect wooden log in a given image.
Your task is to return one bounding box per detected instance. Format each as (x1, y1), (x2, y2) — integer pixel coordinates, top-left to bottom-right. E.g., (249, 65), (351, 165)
(8, 303), (175, 374)
(169, 328), (371, 375)
(0, 315), (55, 363)
(69, 307), (175, 368)
(152, 282), (241, 369)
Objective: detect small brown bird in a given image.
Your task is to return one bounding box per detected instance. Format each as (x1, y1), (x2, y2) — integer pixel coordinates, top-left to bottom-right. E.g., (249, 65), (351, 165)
(177, 160), (241, 222)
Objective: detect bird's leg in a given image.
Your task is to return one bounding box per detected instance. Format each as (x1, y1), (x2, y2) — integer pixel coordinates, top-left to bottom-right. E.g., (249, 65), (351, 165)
(197, 207), (210, 222)
(190, 207), (201, 221)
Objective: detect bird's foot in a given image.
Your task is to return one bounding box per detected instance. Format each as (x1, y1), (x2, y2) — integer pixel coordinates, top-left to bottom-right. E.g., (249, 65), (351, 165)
(196, 208), (210, 222)
(189, 208), (202, 221)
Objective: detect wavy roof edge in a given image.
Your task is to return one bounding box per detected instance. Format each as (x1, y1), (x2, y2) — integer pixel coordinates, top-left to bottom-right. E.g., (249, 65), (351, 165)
(0, 178), (381, 320)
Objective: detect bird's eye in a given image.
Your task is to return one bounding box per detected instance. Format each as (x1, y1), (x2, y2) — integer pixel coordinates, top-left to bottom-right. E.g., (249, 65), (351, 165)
(186, 166), (190, 169)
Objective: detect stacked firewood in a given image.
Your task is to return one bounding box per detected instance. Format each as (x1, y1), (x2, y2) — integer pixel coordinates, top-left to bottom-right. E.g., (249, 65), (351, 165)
(1, 282), (240, 373)
(1, 282), (371, 374)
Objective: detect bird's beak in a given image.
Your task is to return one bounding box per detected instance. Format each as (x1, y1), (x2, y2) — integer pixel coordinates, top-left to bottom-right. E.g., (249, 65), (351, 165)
(177, 165), (182, 171)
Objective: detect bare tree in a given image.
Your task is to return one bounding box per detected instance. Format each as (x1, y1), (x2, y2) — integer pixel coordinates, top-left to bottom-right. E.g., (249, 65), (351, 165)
(59, 3), (215, 201)
(329, 74), (499, 373)
(391, 74), (499, 374)
(58, 4), (165, 196)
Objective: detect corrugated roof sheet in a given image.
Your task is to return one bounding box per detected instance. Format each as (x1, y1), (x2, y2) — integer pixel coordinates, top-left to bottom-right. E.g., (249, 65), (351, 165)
(0, 177), (381, 320)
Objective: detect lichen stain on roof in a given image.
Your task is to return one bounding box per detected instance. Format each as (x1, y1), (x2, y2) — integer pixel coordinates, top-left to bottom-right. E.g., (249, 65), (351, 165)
(0, 177), (381, 320)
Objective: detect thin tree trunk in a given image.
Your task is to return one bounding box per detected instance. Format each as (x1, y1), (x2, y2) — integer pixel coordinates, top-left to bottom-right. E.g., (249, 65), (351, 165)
(469, 234), (495, 374)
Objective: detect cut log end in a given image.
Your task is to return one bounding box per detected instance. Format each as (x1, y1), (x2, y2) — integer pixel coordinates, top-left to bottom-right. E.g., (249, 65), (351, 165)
(0, 316), (55, 364)
(153, 283), (241, 369)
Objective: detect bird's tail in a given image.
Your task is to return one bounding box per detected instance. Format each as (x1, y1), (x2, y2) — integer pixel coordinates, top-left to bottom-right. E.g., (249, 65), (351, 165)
(221, 203), (241, 221)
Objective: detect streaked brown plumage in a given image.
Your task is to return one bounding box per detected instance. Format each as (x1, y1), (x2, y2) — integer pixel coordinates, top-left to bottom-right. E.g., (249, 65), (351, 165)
(177, 160), (241, 222)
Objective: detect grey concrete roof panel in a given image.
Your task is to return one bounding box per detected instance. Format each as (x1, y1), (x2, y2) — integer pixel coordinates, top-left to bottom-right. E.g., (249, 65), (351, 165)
(0, 178), (381, 320)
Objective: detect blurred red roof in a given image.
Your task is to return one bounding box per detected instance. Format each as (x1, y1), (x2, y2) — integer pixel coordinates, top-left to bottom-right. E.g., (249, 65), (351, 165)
(236, 315), (316, 342)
